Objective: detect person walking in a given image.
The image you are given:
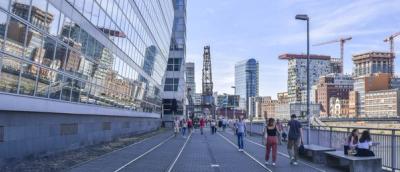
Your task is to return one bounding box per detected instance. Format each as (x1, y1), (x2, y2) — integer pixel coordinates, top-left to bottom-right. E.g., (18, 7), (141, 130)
(199, 117), (205, 135)
(187, 118), (193, 134)
(264, 118), (278, 166)
(287, 114), (303, 165)
(210, 119), (217, 134)
(235, 116), (246, 151)
(276, 119), (284, 145)
(218, 118), (223, 131)
(181, 119), (188, 138)
(222, 118), (227, 131)
(174, 117), (180, 137)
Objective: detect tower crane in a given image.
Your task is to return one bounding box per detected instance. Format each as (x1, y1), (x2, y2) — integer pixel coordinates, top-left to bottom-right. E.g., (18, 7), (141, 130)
(313, 36), (352, 62)
(384, 32), (400, 74)
(384, 32), (400, 56)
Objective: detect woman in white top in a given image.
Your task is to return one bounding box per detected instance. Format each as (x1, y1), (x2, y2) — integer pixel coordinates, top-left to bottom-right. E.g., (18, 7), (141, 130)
(355, 130), (375, 157)
(174, 117), (180, 137)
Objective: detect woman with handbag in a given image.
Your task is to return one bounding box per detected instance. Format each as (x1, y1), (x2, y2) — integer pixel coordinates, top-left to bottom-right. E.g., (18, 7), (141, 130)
(344, 129), (359, 155)
(264, 118), (278, 166)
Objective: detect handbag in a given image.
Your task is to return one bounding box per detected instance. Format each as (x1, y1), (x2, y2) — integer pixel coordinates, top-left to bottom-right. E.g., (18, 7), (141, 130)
(298, 144), (306, 156)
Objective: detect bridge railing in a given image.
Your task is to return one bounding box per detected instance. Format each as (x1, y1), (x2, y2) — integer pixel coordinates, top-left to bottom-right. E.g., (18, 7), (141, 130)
(247, 122), (399, 172)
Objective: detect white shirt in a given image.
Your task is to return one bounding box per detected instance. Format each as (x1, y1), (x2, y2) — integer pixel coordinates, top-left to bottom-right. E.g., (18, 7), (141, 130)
(357, 141), (372, 149)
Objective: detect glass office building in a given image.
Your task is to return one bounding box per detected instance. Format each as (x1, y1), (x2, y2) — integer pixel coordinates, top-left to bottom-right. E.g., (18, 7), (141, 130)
(0, 0), (174, 114)
(234, 58), (259, 113)
(162, 0), (186, 119)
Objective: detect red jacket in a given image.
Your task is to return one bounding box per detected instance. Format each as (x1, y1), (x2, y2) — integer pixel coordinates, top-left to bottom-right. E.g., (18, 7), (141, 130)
(199, 119), (205, 127)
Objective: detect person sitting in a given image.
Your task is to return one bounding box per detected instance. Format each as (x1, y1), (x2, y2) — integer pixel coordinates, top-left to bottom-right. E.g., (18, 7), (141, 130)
(355, 130), (375, 157)
(344, 129), (359, 155)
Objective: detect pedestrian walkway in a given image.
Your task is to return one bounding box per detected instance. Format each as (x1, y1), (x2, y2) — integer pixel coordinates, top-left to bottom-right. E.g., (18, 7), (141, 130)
(68, 128), (342, 172)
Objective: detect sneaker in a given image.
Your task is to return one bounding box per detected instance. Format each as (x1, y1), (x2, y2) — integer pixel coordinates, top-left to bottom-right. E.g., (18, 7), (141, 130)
(264, 161), (270, 165)
(272, 162), (276, 166)
(293, 161), (298, 165)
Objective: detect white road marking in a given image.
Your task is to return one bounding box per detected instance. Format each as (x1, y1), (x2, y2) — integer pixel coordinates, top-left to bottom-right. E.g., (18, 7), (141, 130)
(218, 133), (273, 172)
(211, 164), (220, 167)
(244, 136), (326, 172)
(167, 132), (192, 172)
(69, 132), (171, 170)
(113, 135), (174, 172)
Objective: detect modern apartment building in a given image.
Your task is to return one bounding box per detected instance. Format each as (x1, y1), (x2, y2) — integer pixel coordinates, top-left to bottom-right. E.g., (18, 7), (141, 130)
(279, 54), (332, 103)
(352, 51), (393, 117)
(353, 73), (391, 117)
(353, 51), (394, 77)
(365, 89), (400, 117)
(185, 62), (195, 99)
(234, 58), (259, 113)
(162, 0), (187, 120)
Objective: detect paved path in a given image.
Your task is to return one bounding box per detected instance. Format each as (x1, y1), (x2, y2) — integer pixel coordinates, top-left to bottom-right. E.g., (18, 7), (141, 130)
(68, 128), (341, 172)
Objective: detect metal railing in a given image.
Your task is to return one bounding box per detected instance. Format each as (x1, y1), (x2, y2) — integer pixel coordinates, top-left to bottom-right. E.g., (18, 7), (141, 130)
(247, 122), (400, 172)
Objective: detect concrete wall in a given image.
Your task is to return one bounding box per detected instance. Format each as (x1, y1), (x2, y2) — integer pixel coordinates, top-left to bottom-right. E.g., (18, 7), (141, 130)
(0, 111), (161, 165)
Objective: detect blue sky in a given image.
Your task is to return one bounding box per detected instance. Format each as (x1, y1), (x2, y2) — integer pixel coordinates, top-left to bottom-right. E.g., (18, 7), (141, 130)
(186, 0), (400, 98)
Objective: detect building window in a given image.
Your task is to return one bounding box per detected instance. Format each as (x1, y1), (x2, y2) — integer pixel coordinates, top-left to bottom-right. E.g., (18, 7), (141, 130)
(167, 58), (181, 71)
(60, 123), (78, 136)
(164, 78), (179, 91)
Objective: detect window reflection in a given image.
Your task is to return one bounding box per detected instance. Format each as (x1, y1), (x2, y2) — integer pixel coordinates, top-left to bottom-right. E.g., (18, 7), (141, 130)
(47, 2), (60, 36)
(0, 11), (7, 49)
(11, 0), (31, 21)
(5, 16), (27, 57)
(61, 75), (71, 101)
(0, 56), (20, 93)
(0, 0), (165, 113)
(0, 0), (10, 11)
(19, 61), (36, 96)
(35, 66), (49, 97)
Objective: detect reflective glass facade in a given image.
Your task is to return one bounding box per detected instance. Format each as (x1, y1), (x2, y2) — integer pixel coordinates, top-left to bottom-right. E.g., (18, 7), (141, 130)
(0, 0), (174, 114)
(162, 0), (186, 117)
(235, 59), (259, 111)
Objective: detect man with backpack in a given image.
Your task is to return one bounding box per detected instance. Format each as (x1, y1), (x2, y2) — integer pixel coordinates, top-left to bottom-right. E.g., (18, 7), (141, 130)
(287, 114), (303, 165)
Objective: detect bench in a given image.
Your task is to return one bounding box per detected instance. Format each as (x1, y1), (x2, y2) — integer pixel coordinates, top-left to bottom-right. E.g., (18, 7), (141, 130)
(302, 144), (335, 163)
(325, 151), (382, 172)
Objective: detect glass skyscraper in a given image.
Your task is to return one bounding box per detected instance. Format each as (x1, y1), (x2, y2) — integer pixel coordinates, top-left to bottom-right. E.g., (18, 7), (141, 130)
(162, 0), (187, 120)
(0, 0), (174, 115)
(234, 58), (259, 113)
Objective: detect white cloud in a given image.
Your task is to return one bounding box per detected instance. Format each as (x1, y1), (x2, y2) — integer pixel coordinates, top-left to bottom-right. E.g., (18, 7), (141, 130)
(275, 0), (400, 46)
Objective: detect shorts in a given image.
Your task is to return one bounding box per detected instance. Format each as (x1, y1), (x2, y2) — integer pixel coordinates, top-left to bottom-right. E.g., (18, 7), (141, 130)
(174, 127), (179, 133)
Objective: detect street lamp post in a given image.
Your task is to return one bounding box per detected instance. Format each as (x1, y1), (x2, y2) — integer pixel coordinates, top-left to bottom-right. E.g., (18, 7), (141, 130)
(231, 86), (236, 119)
(295, 14), (311, 145)
(246, 69), (254, 136)
(225, 94), (228, 118)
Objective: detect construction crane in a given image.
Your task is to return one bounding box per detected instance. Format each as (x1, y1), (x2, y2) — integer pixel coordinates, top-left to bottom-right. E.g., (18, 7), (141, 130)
(384, 32), (400, 74)
(313, 36), (352, 62)
(384, 32), (400, 55)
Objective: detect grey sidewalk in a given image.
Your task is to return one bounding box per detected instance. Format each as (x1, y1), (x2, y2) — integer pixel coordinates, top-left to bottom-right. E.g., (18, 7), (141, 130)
(69, 131), (174, 172)
(68, 127), (343, 172)
(173, 129), (266, 172)
(221, 129), (342, 172)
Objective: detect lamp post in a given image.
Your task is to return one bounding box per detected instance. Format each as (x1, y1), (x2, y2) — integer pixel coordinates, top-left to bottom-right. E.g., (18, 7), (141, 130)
(225, 94), (228, 118)
(295, 14), (310, 145)
(231, 86), (236, 119)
